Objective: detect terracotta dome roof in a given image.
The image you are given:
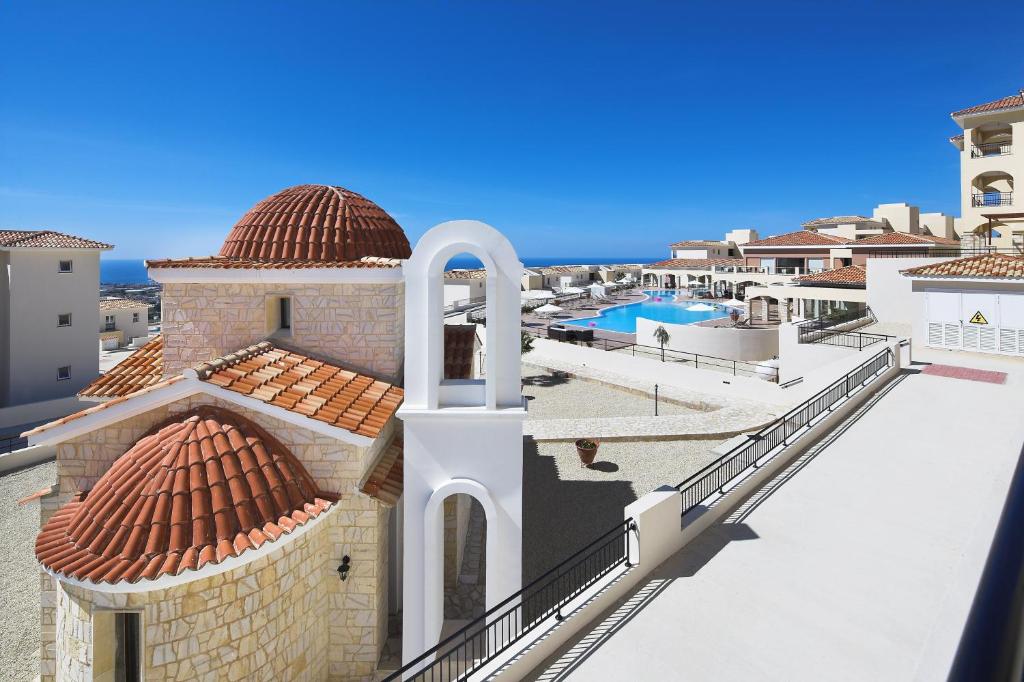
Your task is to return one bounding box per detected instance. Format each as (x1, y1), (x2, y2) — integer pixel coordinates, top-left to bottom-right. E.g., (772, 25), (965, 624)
(218, 184), (411, 261)
(36, 408), (335, 586)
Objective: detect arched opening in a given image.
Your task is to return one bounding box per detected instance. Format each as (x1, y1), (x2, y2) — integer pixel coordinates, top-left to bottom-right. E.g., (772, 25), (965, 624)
(971, 122), (1013, 158)
(442, 493), (487, 622)
(971, 171), (1014, 207)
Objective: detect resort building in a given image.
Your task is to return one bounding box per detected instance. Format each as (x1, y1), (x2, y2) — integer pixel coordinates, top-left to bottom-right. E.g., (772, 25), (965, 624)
(668, 240), (739, 259)
(98, 298), (151, 350)
(949, 89), (1024, 251)
(740, 230), (852, 274)
(0, 229), (112, 430)
(522, 265), (598, 290)
(442, 268), (486, 308)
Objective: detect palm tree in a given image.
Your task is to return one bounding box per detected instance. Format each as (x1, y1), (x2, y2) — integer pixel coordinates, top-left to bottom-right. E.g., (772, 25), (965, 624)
(653, 325), (670, 362)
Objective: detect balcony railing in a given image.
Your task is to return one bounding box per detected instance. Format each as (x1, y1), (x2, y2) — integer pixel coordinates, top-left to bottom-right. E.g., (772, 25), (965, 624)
(971, 142), (1012, 158)
(972, 192), (1013, 207)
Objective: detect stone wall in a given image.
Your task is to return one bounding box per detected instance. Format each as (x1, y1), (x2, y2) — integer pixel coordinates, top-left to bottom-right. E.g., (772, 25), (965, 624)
(41, 392), (396, 680)
(160, 282), (404, 381)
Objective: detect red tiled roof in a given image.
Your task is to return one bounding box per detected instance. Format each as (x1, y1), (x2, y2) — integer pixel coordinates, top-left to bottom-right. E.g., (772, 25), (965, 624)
(195, 342), (403, 439)
(795, 265), (866, 286)
(145, 255), (402, 270)
(443, 269), (487, 280)
(0, 230), (112, 250)
(79, 336), (164, 399)
(901, 254), (1024, 279)
(742, 231), (852, 247)
(36, 408), (335, 586)
(218, 184), (411, 262)
(851, 232), (961, 247)
(444, 325), (477, 380)
(801, 216), (879, 228)
(361, 439), (403, 506)
(24, 376), (187, 437)
(668, 240), (729, 249)
(951, 91), (1024, 118)
(647, 258), (743, 268)
(99, 298), (151, 311)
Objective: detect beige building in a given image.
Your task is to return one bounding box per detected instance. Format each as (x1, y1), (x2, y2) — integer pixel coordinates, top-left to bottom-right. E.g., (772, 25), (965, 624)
(949, 90), (1024, 251)
(0, 230), (112, 427)
(25, 184), (489, 681)
(98, 298), (151, 349)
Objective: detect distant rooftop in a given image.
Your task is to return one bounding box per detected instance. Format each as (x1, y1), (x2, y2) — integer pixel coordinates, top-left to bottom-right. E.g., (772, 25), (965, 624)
(801, 216), (884, 228)
(795, 265), (866, 287)
(99, 297), (150, 310)
(0, 229), (112, 250)
(647, 257), (743, 268)
(851, 232), (960, 247)
(669, 240), (729, 249)
(743, 231), (851, 248)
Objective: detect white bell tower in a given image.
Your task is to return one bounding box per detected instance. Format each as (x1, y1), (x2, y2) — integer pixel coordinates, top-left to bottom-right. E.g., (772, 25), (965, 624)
(398, 220), (527, 662)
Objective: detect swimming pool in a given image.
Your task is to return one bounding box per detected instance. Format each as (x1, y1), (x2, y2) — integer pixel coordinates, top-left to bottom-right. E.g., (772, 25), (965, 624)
(564, 290), (732, 333)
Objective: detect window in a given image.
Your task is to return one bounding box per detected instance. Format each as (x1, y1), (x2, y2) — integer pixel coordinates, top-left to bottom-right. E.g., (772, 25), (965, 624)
(132, 312), (139, 323)
(58, 313), (72, 327)
(94, 611), (141, 682)
(104, 315), (115, 331)
(57, 366), (71, 381)
(58, 260), (73, 273)
(279, 297), (291, 329)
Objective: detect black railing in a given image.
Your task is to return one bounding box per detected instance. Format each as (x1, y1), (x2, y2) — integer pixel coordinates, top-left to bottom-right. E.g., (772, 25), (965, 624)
(0, 434), (28, 454)
(795, 307), (872, 344)
(971, 142), (1012, 158)
(674, 346), (893, 516)
(385, 519), (635, 681)
(856, 247), (1023, 258)
(444, 296), (486, 313)
(812, 330), (894, 350)
(972, 192), (1013, 207)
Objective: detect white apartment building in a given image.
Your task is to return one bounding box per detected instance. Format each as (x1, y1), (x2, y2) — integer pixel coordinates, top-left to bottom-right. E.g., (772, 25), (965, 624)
(669, 240), (739, 259)
(98, 297), (150, 349)
(949, 89), (1024, 251)
(0, 230), (112, 426)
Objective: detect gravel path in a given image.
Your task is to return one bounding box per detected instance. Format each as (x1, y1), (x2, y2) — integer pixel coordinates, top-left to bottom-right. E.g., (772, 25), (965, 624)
(523, 369), (699, 420)
(522, 437), (721, 582)
(0, 460), (56, 682)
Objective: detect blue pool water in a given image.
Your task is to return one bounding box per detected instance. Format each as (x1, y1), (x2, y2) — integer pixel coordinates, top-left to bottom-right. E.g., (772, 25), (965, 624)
(565, 290), (732, 333)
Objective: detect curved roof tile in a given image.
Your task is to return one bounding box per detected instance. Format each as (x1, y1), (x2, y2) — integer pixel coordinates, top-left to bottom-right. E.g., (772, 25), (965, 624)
(36, 408), (335, 586)
(79, 335), (164, 399)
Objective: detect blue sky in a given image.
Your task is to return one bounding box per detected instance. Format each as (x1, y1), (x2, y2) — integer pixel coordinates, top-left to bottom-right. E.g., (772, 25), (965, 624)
(2, 1), (1022, 260)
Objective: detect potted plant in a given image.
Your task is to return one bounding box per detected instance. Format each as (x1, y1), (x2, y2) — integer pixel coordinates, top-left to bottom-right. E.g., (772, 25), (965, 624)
(575, 438), (599, 467)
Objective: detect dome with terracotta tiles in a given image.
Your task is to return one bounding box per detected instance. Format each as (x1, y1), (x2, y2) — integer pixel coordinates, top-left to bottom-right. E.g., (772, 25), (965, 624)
(218, 184), (412, 262)
(36, 408), (335, 586)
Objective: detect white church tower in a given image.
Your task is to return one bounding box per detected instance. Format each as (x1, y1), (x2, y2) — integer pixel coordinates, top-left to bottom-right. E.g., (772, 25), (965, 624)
(398, 220), (527, 662)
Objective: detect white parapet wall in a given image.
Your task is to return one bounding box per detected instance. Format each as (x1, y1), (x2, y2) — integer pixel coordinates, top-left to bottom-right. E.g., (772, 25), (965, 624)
(636, 317), (779, 362)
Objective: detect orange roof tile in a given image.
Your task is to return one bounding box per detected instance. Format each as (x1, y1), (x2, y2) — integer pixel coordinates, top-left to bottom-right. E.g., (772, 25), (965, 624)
(444, 325), (477, 380)
(99, 298), (151, 310)
(195, 342), (403, 439)
(443, 269), (487, 279)
(795, 265), (866, 287)
(36, 408), (335, 586)
(24, 376), (187, 438)
(218, 184), (411, 262)
(0, 230), (112, 250)
(952, 91), (1024, 118)
(851, 232), (960, 247)
(145, 255), (402, 270)
(647, 258), (743, 269)
(901, 254), (1024, 280)
(668, 240), (730, 249)
(79, 335), (164, 399)
(801, 216), (881, 228)
(361, 439), (403, 506)
(743, 231), (852, 247)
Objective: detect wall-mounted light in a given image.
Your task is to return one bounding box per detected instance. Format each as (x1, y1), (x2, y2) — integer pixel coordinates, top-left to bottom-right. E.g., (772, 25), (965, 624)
(337, 555), (351, 581)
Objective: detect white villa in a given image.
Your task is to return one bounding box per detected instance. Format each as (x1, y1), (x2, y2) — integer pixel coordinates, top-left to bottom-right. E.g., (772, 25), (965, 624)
(98, 298), (151, 350)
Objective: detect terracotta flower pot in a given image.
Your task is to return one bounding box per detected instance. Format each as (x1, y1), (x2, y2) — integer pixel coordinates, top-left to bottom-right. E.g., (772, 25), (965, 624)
(575, 439), (599, 467)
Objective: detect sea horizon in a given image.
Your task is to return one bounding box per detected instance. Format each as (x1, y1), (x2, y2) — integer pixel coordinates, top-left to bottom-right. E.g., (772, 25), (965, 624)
(100, 256), (662, 285)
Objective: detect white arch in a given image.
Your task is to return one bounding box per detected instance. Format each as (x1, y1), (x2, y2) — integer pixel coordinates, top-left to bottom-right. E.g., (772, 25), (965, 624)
(403, 221), (523, 410)
(422, 478), (500, 643)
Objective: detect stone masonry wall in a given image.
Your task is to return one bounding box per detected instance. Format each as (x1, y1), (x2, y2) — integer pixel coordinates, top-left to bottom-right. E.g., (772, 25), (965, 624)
(160, 282), (404, 382)
(42, 393), (395, 680)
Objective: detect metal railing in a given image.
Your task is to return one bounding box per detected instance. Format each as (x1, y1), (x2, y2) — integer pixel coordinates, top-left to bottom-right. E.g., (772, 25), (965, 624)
(0, 434), (28, 455)
(385, 519), (635, 681)
(795, 307), (872, 343)
(971, 142), (1012, 158)
(444, 296), (486, 313)
(972, 192), (1013, 207)
(811, 330), (894, 350)
(674, 346), (894, 516)
(856, 246), (1023, 258)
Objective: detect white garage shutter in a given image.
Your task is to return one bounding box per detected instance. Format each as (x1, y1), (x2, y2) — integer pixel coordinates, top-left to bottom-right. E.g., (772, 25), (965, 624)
(926, 291), (1024, 356)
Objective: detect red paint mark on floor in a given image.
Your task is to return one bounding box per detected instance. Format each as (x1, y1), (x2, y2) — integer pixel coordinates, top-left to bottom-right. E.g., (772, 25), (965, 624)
(920, 364), (1007, 384)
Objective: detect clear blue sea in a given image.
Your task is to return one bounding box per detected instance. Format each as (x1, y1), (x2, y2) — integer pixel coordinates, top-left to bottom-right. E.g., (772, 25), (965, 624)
(565, 290), (733, 333)
(101, 257), (661, 284)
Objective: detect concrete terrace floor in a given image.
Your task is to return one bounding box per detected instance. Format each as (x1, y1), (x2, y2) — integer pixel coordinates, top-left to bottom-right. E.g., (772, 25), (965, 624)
(526, 352), (1024, 682)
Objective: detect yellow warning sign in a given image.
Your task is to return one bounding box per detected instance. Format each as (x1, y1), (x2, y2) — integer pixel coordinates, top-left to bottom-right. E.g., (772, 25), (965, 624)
(969, 311), (989, 325)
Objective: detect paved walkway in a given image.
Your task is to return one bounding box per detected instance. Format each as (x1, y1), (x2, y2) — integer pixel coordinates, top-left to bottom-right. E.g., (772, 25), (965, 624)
(526, 357), (1024, 681)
